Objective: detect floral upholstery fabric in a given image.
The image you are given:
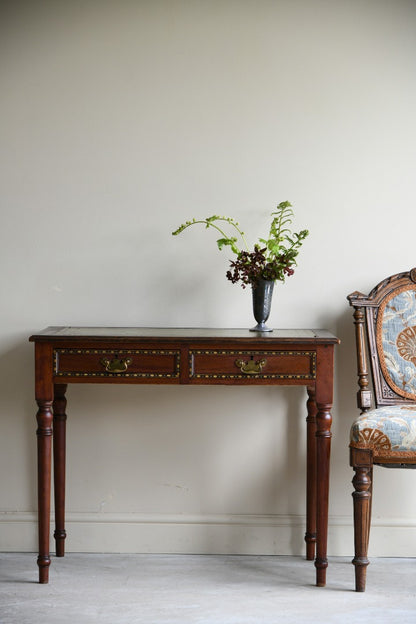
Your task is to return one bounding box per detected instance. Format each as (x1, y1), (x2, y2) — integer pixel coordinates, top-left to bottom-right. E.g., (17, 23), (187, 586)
(350, 405), (416, 456)
(378, 287), (416, 400)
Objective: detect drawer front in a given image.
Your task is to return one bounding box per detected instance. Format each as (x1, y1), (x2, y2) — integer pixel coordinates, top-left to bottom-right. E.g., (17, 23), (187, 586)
(189, 349), (316, 381)
(54, 348), (180, 379)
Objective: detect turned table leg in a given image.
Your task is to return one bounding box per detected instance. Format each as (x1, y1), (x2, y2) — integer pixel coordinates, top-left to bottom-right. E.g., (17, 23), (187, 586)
(314, 345), (334, 587)
(36, 399), (53, 583)
(314, 400), (332, 586)
(53, 384), (67, 557)
(305, 385), (317, 561)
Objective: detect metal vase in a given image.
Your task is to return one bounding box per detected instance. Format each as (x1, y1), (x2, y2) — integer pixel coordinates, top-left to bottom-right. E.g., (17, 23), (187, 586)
(250, 279), (274, 332)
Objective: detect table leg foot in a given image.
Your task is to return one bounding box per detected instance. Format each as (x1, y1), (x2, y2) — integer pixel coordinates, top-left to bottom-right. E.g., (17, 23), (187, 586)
(54, 529), (67, 557)
(37, 555), (51, 584)
(315, 558), (328, 587)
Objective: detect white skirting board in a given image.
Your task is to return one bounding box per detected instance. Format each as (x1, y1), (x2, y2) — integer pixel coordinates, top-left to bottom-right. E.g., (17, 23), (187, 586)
(1, 512), (415, 557)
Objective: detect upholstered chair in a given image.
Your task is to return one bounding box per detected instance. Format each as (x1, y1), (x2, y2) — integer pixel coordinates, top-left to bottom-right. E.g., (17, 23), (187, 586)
(348, 268), (416, 592)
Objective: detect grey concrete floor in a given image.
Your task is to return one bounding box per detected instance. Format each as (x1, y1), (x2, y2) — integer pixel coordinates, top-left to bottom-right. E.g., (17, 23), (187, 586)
(0, 553), (415, 624)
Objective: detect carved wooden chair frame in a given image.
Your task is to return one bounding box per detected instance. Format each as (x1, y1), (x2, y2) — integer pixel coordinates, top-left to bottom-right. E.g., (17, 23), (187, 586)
(348, 267), (416, 591)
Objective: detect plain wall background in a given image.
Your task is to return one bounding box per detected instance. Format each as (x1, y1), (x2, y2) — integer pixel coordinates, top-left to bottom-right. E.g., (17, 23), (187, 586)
(1, 0), (416, 564)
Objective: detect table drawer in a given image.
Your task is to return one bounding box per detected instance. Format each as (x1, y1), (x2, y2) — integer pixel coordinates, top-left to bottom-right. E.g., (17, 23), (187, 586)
(53, 348), (180, 379)
(189, 349), (316, 381)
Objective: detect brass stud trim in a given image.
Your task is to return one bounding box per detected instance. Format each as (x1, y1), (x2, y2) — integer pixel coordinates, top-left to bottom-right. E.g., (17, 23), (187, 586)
(54, 349), (181, 378)
(188, 350), (316, 380)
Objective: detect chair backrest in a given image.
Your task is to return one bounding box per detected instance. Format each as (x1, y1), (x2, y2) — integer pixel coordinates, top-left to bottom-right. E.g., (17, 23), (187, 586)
(348, 268), (416, 412)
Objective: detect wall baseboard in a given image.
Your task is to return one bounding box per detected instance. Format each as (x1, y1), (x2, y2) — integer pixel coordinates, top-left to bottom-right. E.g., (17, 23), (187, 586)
(1, 512), (415, 557)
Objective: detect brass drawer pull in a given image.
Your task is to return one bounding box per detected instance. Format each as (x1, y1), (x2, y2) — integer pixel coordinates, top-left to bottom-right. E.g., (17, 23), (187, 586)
(235, 358), (267, 375)
(100, 357), (132, 373)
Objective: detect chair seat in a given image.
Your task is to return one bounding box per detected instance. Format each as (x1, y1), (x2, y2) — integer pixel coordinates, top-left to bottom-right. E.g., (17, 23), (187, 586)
(350, 405), (416, 458)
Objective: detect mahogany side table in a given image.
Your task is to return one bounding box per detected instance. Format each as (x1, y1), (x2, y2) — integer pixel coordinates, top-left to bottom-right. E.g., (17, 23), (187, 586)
(29, 327), (339, 585)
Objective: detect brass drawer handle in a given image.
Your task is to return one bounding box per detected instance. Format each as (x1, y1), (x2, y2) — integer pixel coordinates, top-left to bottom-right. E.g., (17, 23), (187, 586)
(235, 358), (267, 375)
(100, 357), (132, 373)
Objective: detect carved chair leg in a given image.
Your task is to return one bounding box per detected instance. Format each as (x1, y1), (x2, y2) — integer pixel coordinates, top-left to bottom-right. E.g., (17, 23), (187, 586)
(367, 466), (373, 546)
(351, 451), (373, 592)
(53, 384), (67, 557)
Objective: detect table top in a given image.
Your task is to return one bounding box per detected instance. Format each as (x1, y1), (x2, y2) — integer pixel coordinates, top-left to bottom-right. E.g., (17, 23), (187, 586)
(30, 327), (339, 344)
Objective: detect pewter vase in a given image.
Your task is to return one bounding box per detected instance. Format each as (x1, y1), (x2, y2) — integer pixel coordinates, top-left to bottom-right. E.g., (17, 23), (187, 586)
(250, 278), (274, 332)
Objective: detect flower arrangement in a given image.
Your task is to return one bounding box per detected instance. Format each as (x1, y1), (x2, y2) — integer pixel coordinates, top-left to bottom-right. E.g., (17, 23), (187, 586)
(172, 201), (309, 288)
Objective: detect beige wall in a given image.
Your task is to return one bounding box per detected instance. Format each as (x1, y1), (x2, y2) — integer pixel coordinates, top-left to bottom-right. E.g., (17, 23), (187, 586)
(1, 0), (416, 559)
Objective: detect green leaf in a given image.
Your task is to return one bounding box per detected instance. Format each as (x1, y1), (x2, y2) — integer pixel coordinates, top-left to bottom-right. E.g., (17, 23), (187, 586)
(216, 237), (230, 250)
(216, 237), (239, 254)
